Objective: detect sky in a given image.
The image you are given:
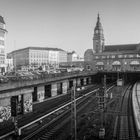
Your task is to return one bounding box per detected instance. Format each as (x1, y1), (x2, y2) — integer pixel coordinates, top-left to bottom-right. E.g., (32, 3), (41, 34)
(0, 0), (140, 57)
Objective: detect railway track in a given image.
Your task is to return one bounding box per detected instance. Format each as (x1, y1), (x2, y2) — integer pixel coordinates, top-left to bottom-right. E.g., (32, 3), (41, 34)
(22, 84), (115, 140)
(1, 84), (100, 139)
(22, 87), (99, 140)
(113, 84), (136, 140)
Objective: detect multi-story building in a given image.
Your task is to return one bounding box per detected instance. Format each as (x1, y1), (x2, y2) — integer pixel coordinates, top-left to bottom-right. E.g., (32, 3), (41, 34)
(8, 47), (67, 70)
(5, 56), (14, 72)
(59, 50), (67, 63)
(84, 14), (140, 72)
(0, 16), (7, 74)
(67, 51), (81, 62)
(60, 51), (84, 69)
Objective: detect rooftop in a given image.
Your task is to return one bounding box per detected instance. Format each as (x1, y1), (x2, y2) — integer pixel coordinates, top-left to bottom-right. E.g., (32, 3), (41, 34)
(9, 46), (66, 54)
(104, 43), (140, 52)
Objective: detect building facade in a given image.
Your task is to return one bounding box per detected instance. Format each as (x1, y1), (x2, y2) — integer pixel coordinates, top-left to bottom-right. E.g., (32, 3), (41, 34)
(5, 56), (14, 72)
(8, 47), (67, 70)
(0, 16), (7, 74)
(84, 14), (140, 72)
(67, 51), (83, 62)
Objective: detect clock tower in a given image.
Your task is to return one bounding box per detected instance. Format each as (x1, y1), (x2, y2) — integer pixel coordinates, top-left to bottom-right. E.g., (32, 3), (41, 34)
(93, 14), (104, 53)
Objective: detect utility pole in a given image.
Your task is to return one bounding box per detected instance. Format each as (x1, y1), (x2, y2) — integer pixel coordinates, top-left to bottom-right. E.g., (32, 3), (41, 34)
(98, 75), (106, 139)
(71, 84), (77, 140)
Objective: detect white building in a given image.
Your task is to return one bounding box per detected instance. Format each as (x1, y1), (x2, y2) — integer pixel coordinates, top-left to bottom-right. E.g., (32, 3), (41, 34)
(0, 16), (7, 74)
(67, 51), (83, 62)
(8, 47), (67, 70)
(5, 57), (14, 72)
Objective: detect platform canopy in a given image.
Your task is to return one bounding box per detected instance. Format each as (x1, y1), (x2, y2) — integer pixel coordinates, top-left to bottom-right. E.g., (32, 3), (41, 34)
(130, 60), (140, 65)
(96, 62), (104, 65)
(112, 61), (121, 66)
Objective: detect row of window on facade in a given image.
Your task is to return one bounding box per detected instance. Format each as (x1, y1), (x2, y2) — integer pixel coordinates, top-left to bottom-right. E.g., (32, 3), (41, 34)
(29, 61), (58, 65)
(95, 54), (140, 59)
(95, 60), (140, 71)
(96, 60), (140, 66)
(30, 53), (49, 58)
(0, 56), (5, 64)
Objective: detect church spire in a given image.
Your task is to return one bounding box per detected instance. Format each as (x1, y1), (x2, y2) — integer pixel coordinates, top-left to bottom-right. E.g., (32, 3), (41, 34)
(97, 13), (100, 22)
(93, 13), (105, 53)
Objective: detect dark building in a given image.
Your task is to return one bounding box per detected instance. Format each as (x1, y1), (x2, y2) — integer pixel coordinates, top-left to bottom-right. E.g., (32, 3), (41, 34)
(84, 14), (140, 72)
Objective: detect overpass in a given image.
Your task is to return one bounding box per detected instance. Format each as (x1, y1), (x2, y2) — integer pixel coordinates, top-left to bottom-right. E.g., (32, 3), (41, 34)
(0, 69), (139, 137)
(0, 71), (98, 124)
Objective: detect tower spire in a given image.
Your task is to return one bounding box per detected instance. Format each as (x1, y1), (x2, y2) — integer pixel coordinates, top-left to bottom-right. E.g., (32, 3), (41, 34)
(93, 13), (104, 53)
(98, 13), (100, 21)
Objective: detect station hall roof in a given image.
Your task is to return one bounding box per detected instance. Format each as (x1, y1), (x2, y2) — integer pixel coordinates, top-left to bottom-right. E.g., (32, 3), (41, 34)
(104, 44), (139, 52)
(10, 46), (66, 54)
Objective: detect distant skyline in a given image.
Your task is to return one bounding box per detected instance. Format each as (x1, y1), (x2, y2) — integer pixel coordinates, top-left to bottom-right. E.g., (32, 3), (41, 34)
(0, 0), (140, 56)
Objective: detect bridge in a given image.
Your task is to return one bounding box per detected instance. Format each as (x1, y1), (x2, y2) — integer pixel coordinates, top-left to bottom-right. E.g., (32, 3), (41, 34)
(0, 70), (140, 139)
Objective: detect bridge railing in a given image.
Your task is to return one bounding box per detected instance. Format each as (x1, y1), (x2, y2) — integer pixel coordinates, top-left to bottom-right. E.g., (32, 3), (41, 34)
(0, 70), (96, 91)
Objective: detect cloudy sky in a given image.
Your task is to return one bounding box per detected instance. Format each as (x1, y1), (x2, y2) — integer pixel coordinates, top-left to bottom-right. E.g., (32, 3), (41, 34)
(0, 0), (140, 56)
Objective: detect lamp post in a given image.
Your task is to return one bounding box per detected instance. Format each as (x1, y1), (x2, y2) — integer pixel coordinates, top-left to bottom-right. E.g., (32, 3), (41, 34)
(71, 81), (77, 140)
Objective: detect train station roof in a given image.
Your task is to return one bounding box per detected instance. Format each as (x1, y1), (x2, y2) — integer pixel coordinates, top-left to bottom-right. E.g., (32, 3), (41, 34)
(104, 44), (140, 52)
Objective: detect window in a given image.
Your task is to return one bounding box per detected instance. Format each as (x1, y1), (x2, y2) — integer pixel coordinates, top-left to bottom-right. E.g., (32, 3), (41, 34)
(102, 56), (106, 59)
(118, 55), (123, 58)
(129, 54), (133, 58)
(124, 55), (127, 58)
(95, 56), (99, 59)
(111, 55), (115, 58)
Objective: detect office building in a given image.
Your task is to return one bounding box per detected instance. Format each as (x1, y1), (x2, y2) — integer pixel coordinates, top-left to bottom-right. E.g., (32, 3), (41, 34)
(8, 47), (67, 70)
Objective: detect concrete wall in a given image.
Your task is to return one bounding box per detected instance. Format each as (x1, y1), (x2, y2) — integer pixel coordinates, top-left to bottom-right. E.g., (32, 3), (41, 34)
(62, 80), (68, 94)
(0, 87), (34, 122)
(37, 86), (45, 102)
(51, 83), (57, 97)
(89, 77), (92, 84)
(77, 78), (81, 87)
(0, 97), (11, 122)
(23, 93), (33, 114)
(84, 77), (87, 85)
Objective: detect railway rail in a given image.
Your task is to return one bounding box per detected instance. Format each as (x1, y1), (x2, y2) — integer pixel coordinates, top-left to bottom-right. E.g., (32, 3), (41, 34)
(22, 87), (99, 140)
(113, 84), (136, 140)
(0, 84), (99, 140)
(22, 84), (114, 140)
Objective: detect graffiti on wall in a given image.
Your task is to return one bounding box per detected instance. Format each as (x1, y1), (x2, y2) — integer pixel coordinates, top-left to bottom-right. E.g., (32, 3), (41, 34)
(38, 91), (44, 102)
(0, 106), (11, 122)
(24, 94), (33, 113)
